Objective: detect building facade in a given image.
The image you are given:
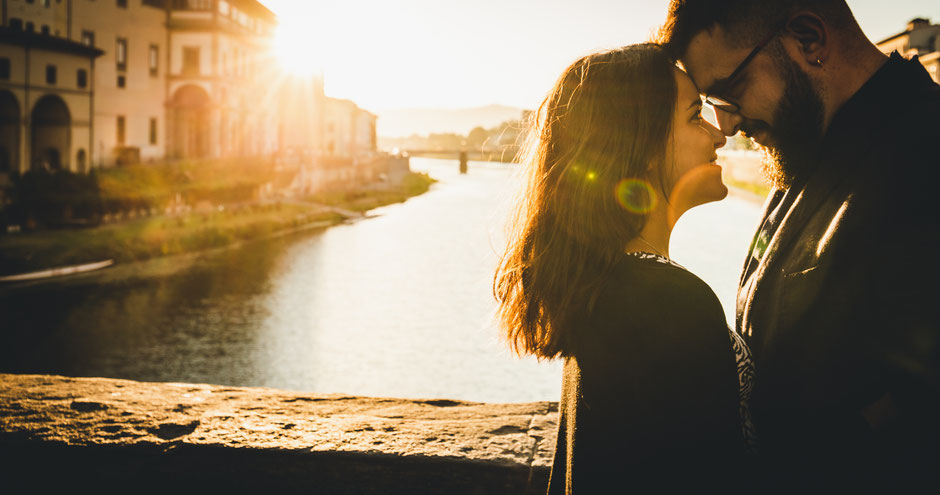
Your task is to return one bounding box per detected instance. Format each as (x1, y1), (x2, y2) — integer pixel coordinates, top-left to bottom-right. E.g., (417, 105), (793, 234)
(0, 0), (376, 178)
(877, 18), (940, 83)
(0, 28), (100, 174)
(325, 97), (376, 160)
(0, 0), (308, 175)
(166, 0), (278, 161)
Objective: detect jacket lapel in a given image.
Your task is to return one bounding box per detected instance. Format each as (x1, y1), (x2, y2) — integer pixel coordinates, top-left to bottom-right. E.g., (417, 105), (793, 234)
(740, 158), (852, 338)
(738, 187), (784, 288)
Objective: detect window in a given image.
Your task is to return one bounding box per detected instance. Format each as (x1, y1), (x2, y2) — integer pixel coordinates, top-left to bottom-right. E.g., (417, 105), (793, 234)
(150, 118), (158, 145)
(117, 75), (126, 88)
(46, 65), (57, 85)
(77, 69), (88, 88)
(9, 19), (23, 31)
(41, 25), (50, 35)
(26, 22), (35, 32)
(81, 30), (95, 47)
(117, 116), (126, 145)
(0, 59), (10, 80)
(116, 38), (127, 71)
(149, 44), (159, 76)
(43, 0), (51, 7)
(117, 0), (127, 8)
(182, 46), (200, 76)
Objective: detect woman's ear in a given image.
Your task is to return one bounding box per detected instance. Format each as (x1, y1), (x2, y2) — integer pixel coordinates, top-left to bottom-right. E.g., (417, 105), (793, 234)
(784, 12), (829, 66)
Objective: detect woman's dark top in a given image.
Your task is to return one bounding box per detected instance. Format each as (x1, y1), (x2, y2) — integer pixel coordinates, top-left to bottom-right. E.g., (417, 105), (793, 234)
(546, 253), (750, 494)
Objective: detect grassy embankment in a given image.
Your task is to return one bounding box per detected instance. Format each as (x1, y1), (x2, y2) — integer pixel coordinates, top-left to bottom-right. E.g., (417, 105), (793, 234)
(0, 172), (435, 275)
(724, 176), (772, 199)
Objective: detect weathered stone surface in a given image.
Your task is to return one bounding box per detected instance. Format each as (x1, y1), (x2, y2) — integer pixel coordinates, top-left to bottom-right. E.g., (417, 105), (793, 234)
(0, 374), (559, 494)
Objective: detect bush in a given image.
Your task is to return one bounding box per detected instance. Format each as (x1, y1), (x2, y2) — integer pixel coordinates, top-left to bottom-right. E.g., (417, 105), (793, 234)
(2, 157), (290, 230)
(4, 170), (102, 228)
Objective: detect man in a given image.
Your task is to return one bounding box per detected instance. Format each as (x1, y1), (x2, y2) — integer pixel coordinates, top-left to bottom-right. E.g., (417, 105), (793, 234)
(660, 0), (939, 491)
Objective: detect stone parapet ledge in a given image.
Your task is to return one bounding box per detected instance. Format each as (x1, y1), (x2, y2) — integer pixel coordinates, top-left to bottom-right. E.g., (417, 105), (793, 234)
(0, 374), (558, 494)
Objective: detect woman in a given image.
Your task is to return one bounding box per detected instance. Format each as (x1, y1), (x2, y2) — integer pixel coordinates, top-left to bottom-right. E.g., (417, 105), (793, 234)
(494, 44), (754, 492)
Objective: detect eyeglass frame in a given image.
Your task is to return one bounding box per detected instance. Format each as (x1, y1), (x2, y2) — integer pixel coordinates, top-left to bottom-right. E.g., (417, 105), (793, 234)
(703, 29), (780, 116)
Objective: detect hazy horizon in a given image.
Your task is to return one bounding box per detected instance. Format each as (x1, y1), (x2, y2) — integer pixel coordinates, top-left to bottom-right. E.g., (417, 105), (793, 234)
(261, 0), (940, 113)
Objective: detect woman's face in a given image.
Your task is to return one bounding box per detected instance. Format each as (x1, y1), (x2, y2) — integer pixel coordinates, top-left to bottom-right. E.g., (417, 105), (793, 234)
(660, 68), (728, 212)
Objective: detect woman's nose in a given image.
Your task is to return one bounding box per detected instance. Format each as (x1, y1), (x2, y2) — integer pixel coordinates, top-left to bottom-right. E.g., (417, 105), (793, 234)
(706, 121), (727, 149)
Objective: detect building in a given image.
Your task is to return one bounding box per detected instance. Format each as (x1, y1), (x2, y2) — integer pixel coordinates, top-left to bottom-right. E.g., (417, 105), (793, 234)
(166, 0), (279, 160)
(324, 97), (376, 160)
(275, 73), (325, 156)
(0, 0), (377, 185)
(0, 0), (286, 174)
(877, 18), (940, 83)
(0, 27), (101, 174)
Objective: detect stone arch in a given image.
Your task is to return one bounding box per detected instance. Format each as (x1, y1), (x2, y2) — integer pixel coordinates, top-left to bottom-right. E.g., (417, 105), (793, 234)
(0, 90), (20, 173)
(170, 84), (210, 159)
(30, 94), (71, 172)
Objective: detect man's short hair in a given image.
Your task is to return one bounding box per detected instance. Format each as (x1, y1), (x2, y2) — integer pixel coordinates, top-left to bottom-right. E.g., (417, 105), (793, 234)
(659, 0), (856, 60)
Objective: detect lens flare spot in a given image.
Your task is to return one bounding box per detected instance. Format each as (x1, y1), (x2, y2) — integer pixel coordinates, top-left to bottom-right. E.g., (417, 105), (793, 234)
(586, 171), (597, 181)
(615, 179), (658, 214)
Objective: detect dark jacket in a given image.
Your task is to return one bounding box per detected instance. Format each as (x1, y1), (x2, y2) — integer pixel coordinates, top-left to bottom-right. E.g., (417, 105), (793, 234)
(548, 254), (745, 494)
(737, 52), (940, 491)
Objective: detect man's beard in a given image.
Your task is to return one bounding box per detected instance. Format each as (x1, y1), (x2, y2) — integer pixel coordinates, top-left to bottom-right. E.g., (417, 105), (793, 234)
(743, 55), (825, 190)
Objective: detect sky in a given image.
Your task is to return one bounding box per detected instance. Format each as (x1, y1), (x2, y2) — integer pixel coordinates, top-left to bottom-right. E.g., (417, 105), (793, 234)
(261, 0), (940, 112)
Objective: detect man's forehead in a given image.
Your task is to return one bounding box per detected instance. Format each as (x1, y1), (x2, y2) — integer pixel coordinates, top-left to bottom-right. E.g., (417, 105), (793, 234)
(681, 26), (750, 94)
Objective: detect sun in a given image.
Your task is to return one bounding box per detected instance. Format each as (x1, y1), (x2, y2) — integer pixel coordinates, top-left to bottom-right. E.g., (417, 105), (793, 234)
(273, 21), (323, 77)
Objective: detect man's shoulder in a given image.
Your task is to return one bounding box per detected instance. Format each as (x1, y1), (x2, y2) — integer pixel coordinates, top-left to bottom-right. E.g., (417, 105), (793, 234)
(908, 78), (940, 122)
(864, 76), (939, 163)
(899, 73), (940, 132)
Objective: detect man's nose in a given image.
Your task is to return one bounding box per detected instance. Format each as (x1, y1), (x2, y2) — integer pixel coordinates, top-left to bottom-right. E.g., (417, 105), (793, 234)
(714, 107), (742, 136)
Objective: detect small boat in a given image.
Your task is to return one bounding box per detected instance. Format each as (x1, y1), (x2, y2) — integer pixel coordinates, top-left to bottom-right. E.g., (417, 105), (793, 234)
(0, 260), (115, 283)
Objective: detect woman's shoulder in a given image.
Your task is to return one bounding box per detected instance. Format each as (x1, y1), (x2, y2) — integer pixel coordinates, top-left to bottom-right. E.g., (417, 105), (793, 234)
(592, 253), (727, 335)
(611, 253), (722, 308)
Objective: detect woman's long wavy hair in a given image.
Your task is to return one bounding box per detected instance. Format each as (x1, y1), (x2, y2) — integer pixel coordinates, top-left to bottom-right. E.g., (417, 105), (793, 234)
(494, 43), (679, 359)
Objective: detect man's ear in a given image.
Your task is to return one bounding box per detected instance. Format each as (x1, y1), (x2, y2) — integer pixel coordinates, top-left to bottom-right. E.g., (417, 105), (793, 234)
(784, 12), (829, 66)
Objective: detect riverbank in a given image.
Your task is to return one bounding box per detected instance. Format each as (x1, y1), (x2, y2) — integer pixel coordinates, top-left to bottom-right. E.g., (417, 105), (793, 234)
(0, 172), (435, 277)
(718, 150), (772, 200)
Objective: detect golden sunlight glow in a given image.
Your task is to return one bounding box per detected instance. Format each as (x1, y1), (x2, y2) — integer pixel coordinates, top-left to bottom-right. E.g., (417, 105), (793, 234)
(271, 5), (387, 87)
(273, 20), (323, 77)
(263, 1), (435, 110)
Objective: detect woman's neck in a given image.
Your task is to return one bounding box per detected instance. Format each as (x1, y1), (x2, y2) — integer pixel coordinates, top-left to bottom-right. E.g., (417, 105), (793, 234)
(625, 203), (674, 258)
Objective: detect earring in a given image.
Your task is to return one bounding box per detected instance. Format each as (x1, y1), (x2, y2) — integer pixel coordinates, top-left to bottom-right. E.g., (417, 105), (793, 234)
(814, 58), (823, 67)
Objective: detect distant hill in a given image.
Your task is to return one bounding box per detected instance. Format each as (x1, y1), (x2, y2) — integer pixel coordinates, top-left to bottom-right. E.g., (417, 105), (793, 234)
(376, 104), (529, 138)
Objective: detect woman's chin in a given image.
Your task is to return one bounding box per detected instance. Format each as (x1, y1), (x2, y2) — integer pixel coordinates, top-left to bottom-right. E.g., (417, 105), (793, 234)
(709, 180), (729, 202)
(679, 165), (728, 206)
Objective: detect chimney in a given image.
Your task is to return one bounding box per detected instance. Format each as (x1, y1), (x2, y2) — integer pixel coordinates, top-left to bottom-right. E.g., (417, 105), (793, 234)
(907, 18), (930, 32)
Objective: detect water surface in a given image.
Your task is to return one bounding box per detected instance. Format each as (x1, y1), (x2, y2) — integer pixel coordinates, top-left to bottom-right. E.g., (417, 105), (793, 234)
(0, 158), (763, 403)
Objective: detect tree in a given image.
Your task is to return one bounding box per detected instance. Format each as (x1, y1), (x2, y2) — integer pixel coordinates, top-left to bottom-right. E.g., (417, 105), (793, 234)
(466, 126), (489, 151)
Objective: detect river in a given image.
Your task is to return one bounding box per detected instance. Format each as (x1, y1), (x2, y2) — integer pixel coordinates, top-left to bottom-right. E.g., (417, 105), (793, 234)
(0, 158), (763, 403)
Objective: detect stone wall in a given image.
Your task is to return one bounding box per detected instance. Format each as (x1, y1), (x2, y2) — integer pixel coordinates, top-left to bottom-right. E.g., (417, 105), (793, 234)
(0, 374), (558, 494)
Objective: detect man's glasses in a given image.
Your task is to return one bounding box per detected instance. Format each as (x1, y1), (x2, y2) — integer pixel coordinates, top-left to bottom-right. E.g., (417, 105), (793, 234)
(704, 30), (779, 116)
